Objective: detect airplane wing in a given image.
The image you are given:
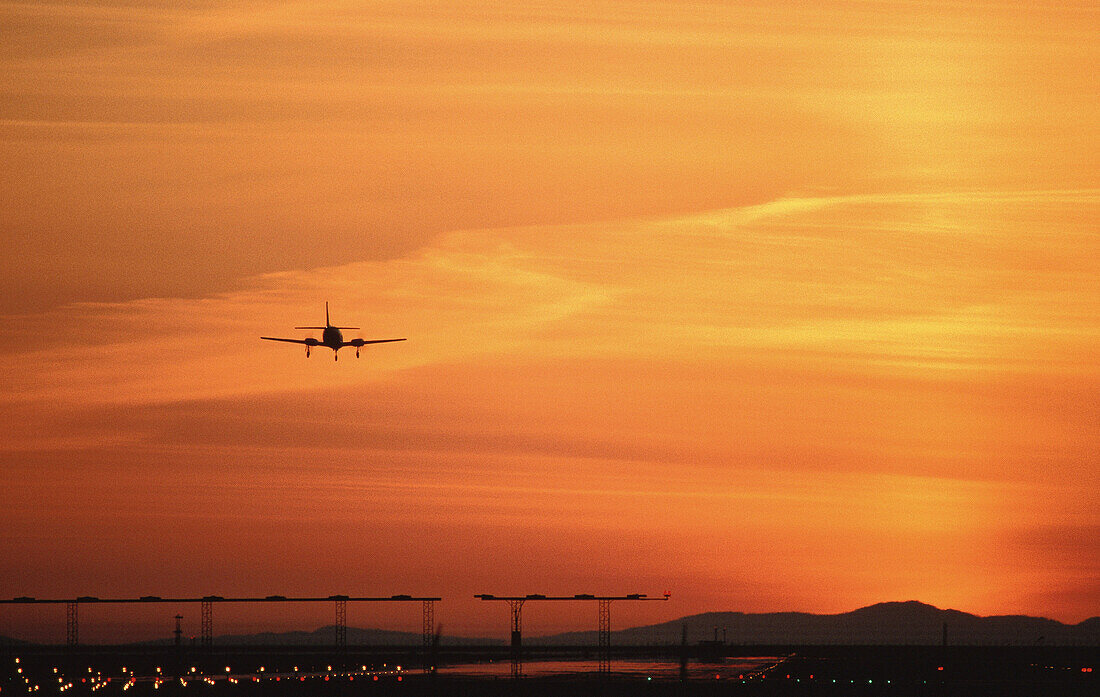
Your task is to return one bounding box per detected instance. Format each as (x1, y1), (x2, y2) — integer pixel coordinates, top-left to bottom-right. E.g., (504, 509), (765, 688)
(261, 336), (318, 345)
(345, 338), (406, 347)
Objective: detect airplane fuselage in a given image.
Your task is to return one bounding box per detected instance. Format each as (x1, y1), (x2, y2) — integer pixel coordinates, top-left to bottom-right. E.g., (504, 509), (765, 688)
(322, 325), (343, 350)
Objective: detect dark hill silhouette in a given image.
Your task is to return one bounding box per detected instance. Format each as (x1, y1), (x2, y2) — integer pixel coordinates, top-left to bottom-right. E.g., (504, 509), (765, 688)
(4, 602), (1095, 647)
(540, 601), (1100, 646)
(1077, 616), (1100, 632)
(0, 633), (31, 646)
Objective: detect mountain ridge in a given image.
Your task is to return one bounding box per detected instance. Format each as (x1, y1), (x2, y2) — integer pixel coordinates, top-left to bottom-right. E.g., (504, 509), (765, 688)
(2, 602), (1095, 647)
(541, 601), (1100, 646)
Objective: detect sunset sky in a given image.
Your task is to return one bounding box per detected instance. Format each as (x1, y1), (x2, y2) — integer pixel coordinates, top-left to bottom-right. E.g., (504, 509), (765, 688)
(1, 1), (1097, 642)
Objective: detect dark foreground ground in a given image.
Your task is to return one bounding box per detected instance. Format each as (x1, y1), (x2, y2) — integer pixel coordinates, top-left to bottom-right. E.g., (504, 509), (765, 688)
(3, 644), (1096, 697)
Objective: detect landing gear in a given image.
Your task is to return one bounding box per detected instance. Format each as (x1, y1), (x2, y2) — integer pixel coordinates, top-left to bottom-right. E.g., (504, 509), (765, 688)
(306, 347), (310, 358)
(334, 352), (339, 361)
(356, 348), (360, 358)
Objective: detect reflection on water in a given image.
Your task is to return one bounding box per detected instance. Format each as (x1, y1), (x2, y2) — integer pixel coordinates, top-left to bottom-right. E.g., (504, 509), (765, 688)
(440, 657), (781, 679)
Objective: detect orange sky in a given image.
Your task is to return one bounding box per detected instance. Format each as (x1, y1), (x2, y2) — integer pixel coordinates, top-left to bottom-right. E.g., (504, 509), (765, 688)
(1, 1), (1097, 641)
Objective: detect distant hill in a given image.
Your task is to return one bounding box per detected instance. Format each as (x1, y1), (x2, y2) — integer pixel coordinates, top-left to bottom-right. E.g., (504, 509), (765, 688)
(0, 634), (32, 646)
(540, 601), (1100, 646)
(5, 602), (1095, 647)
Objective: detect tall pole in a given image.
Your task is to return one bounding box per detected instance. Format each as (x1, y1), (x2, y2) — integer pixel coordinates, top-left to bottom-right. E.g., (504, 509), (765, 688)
(597, 599), (612, 675)
(421, 600), (434, 672)
(334, 598), (347, 652)
(200, 600), (212, 650)
(174, 615), (183, 647)
(679, 624), (688, 682)
(508, 600), (525, 678)
(66, 601), (78, 647)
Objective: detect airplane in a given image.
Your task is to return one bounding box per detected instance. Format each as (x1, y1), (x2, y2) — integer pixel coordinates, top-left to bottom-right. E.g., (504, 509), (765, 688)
(261, 303), (405, 360)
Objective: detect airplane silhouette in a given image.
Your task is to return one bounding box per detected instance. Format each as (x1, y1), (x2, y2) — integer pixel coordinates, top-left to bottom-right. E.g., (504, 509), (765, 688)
(262, 303), (405, 360)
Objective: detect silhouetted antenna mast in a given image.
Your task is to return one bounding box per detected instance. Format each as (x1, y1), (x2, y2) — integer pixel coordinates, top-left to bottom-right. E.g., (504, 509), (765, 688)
(174, 615), (183, 647)
(679, 624), (688, 682)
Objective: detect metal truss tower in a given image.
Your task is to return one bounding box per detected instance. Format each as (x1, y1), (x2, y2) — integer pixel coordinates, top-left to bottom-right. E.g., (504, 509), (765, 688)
(421, 600), (435, 672)
(200, 599), (213, 649)
(597, 599), (612, 675)
(334, 598), (347, 651)
(66, 601), (78, 647)
(509, 599), (525, 678)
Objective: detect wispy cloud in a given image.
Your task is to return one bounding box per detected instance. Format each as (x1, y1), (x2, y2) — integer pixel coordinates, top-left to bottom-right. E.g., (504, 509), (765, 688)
(1, 190), (1096, 627)
(1, 1), (1097, 633)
